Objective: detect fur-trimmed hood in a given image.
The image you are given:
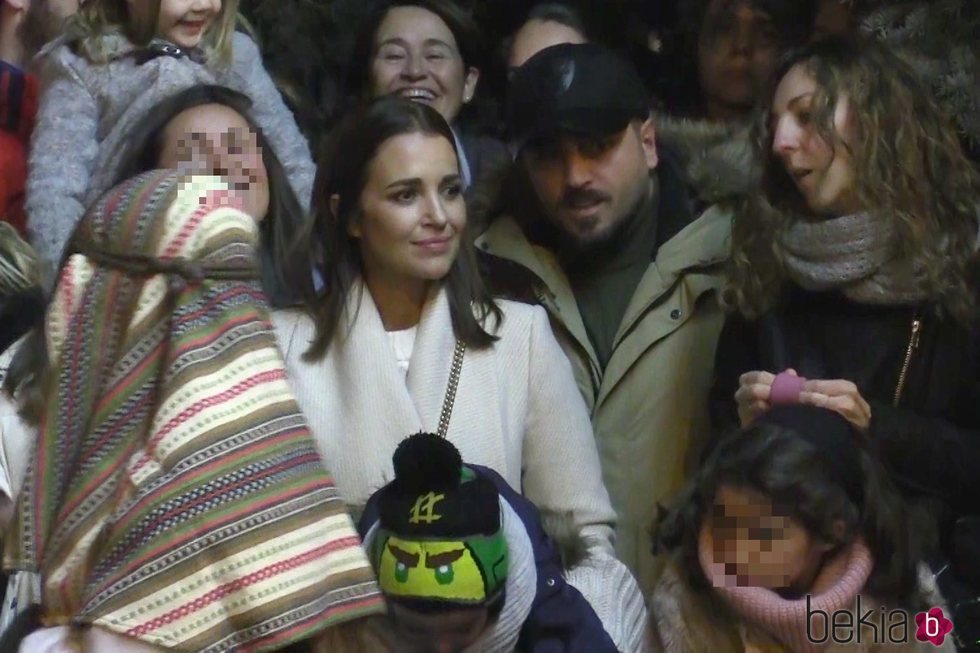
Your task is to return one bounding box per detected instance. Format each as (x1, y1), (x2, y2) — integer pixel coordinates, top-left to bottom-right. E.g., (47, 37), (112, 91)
(655, 114), (759, 206)
(469, 113), (754, 241)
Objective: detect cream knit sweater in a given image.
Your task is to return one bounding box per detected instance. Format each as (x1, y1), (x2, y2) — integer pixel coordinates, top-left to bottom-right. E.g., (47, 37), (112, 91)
(272, 284), (617, 552)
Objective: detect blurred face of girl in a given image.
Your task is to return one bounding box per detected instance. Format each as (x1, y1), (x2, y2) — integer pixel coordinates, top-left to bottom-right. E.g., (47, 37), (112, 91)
(369, 6), (479, 123)
(770, 63), (862, 217)
(709, 485), (832, 593)
(349, 132), (464, 294)
(157, 103), (270, 220)
(149, 0), (221, 48)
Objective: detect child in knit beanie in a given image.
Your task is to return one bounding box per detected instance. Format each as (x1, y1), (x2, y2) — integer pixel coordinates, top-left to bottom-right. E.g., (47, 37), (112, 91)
(337, 432), (652, 653)
(651, 405), (955, 653)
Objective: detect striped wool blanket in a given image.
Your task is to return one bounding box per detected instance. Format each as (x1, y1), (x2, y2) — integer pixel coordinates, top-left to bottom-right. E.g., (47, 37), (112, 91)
(4, 170), (382, 651)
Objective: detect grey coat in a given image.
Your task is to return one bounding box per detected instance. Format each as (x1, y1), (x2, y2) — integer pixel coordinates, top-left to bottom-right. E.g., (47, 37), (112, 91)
(26, 31), (315, 275)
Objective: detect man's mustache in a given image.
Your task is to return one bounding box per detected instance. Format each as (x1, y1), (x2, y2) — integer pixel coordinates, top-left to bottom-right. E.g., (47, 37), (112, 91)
(559, 187), (610, 208)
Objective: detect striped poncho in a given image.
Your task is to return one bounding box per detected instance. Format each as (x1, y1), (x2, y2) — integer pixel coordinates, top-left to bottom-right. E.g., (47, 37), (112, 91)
(4, 170), (382, 650)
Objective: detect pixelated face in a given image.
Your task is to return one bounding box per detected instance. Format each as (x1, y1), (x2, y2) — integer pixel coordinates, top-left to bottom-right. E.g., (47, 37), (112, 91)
(150, 0), (221, 49)
(157, 102), (269, 221)
(369, 5), (478, 123)
(697, 0), (780, 119)
(521, 120), (657, 249)
(390, 603), (490, 653)
(709, 485), (829, 591)
(349, 132), (463, 289)
(770, 63), (861, 217)
(507, 19), (587, 73)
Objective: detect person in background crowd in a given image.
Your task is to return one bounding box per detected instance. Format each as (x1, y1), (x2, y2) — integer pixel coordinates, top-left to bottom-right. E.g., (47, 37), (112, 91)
(671, 0), (816, 123)
(712, 37), (980, 649)
(476, 43), (755, 595)
(1, 170), (384, 652)
(25, 0), (315, 282)
(347, 0), (507, 190)
(274, 97), (618, 569)
(316, 432), (649, 652)
(503, 2), (587, 74)
(812, 0), (856, 39)
(652, 405), (953, 652)
(0, 0), (79, 234)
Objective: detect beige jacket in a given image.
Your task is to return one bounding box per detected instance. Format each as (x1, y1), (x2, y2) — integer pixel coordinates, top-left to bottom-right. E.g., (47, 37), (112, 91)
(477, 206), (729, 596)
(473, 118), (747, 594)
(272, 284), (617, 551)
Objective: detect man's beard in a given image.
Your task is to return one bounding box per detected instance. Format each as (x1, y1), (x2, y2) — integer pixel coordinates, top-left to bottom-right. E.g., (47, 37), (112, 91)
(18, 2), (65, 62)
(551, 185), (651, 273)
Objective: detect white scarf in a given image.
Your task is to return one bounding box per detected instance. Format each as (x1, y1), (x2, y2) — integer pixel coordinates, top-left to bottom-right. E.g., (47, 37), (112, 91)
(289, 281), (513, 508)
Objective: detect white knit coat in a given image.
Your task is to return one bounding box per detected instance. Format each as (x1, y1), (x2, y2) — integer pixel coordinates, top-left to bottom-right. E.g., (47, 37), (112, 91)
(271, 284), (618, 552)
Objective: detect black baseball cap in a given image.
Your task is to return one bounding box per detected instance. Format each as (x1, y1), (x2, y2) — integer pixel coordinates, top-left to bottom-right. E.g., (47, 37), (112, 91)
(506, 43), (651, 154)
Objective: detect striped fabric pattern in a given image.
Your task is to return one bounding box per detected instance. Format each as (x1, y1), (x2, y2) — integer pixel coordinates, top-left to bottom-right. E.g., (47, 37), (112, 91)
(4, 170), (382, 650)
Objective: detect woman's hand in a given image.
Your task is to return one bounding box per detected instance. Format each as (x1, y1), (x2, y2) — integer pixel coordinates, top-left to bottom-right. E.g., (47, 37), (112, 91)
(799, 379), (872, 432)
(735, 371), (776, 427)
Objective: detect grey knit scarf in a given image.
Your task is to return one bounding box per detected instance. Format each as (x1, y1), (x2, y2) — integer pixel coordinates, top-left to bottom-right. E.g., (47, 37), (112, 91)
(779, 212), (926, 304)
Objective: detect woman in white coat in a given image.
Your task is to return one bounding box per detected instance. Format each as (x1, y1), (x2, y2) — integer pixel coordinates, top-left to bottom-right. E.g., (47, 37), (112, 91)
(274, 97), (618, 555)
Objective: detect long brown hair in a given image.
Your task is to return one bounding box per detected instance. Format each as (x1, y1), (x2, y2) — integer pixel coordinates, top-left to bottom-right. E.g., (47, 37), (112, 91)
(725, 37), (980, 324)
(67, 0), (240, 65)
(288, 97), (501, 361)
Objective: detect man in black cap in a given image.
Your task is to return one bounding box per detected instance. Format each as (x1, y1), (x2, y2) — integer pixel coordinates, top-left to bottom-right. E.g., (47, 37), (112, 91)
(477, 42), (742, 595)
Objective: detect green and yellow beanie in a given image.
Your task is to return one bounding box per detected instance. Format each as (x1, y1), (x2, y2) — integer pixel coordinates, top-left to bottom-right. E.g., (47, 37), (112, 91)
(369, 433), (509, 613)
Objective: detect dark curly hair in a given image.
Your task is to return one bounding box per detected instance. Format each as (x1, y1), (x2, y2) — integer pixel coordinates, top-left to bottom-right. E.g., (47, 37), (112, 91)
(657, 416), (932, 610)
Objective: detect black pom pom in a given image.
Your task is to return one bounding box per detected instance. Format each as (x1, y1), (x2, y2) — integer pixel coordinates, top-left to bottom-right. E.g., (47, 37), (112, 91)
(392, 432), (462, 493)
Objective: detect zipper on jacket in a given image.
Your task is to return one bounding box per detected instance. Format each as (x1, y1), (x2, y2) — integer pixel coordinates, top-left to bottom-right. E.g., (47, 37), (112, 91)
(534, 285), (602, 397)
(893, 313), (922, 407)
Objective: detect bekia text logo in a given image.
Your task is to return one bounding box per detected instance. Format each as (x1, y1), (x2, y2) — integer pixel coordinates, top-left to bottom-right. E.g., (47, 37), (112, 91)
(915, 607), (953, 647)
(807, 596), (953, 647)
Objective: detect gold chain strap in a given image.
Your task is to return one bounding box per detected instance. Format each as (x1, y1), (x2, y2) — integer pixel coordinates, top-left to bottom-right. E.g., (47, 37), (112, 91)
(436, 340), (466, 438)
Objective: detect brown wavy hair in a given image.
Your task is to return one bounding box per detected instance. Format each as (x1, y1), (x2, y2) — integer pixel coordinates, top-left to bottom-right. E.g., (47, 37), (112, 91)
(725, 37), (980, 324)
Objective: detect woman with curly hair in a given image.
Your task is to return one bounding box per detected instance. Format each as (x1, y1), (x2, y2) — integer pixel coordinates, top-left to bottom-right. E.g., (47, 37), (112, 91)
(710, 37), (980, 645)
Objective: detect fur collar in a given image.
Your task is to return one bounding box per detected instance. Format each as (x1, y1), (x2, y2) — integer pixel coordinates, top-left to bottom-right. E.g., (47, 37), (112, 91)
(654, 114), (759, 206)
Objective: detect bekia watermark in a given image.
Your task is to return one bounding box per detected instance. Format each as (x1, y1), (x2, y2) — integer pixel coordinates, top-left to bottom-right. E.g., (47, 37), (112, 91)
(806, 595), (953, 647)
(915, 608), (954, 647)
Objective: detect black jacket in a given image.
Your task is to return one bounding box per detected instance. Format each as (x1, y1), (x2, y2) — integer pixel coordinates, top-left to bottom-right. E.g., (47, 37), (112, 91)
(711, 286), (980, 559)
